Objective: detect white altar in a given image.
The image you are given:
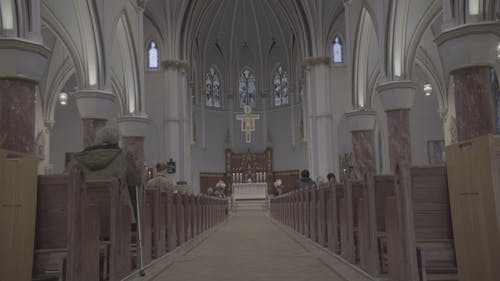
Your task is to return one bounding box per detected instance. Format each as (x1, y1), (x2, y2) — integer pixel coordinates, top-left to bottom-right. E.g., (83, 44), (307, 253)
(232, 183), (267, 200)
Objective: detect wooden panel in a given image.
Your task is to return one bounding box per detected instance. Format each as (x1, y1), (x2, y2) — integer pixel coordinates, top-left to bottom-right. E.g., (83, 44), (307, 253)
(199, 173), (225, 194)
(446, 135), (500, 281)
(0, 150), (38, 281)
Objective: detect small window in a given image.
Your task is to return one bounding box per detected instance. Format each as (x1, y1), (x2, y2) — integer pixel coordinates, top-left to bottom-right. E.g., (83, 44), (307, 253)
(148, 41), (159, 69)
(332, 36), (344, 64)
(273, 66), (289, 107)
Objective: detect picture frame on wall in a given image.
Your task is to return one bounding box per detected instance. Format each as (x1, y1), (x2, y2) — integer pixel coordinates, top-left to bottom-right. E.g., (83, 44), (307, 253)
(427, 140), (445, 165)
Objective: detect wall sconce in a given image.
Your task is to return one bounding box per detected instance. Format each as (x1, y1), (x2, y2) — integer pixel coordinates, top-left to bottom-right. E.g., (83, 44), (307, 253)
(58, 92), (68, 105)
(497, 42), (500, 58)
(423, 83), (432, 96)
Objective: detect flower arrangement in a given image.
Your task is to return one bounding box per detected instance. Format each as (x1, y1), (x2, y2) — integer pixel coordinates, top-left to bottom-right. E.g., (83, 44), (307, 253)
(213, 180), (227, 198)
(273, 179), (283, 195)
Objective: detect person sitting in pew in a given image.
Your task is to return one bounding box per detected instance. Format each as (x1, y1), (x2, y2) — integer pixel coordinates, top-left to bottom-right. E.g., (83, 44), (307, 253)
(146, 162), (176, 192)
(327, 172), (337, 183)
(66, 127), (141, 220)
(294, 169), (317, 190)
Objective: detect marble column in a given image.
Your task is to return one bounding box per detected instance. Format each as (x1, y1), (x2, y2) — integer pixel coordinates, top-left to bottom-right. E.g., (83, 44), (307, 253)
(0, 79), (37, 154)
(118, 115), (150, 184)
(0, 38), (49, 154)
(452, 66), (496, 142)
(377, 81), (416, 172)
(74, 90), (115, 147)
(345, 110), (376, 177)
(435, 21), (500, 142)
(82, 118), (107, 147)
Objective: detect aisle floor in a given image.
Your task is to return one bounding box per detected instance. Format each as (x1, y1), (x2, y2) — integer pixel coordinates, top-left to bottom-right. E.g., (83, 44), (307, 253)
(126, 211), (375, 281)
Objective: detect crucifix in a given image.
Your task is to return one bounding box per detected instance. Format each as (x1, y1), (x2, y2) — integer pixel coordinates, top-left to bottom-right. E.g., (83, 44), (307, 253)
(236, 105), (260, 143)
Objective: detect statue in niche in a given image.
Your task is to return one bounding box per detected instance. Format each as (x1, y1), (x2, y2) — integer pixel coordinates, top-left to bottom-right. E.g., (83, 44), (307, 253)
(35, 127), (49, 159)
(449, 116), (458, 144)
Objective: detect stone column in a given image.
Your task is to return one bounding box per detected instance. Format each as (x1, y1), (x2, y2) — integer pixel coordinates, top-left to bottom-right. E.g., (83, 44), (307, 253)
(345, 110), (376, 176)
(162, 60), (190, 183)
(304, 56), (334, 180)
(74, 90), (115, 147)
(0, 39), (49, 154)
(376, 81), (416, 172)
(452, 66), (497, 141)
(435, 23), (500, 143)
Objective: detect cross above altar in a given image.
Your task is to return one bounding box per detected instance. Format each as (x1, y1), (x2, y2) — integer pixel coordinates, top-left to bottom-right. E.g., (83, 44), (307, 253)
(236, 106), (260, 143)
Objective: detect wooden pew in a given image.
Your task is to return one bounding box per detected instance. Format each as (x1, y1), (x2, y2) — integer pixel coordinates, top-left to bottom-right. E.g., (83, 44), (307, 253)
(34, 168), (114, 281)
(141, 189), (154, 264)
(165, 190), (177, 252)
(385, 164), (457, 281)
(86, 179), (131, 281)
(151, 188), (166, 258)
(357, 174), (396, 276)
(185, 193), (192, 241)
(175, 192), (185, 246)
(339, 180), (363, 263)
(317, 184), (328, 247)
(35, 170), (98, 281)
(309, 188), (318, 242)
(326, 183), (342, 253)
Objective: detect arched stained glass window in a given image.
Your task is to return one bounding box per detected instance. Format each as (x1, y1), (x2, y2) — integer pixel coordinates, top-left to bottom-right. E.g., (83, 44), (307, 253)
(332, 36), (343, 64)
(147, 41), (159, 69)
(239, 68), (256, 108)
(273, 66), (289, 107)
(206, 66), (221, 108)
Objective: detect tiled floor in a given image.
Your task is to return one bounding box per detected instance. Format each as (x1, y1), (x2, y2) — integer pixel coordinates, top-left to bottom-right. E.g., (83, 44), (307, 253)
(126, 211), (374, 281)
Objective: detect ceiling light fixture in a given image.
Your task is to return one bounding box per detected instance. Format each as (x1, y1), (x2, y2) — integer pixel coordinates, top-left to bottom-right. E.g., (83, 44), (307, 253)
(58, 92), (68, 105)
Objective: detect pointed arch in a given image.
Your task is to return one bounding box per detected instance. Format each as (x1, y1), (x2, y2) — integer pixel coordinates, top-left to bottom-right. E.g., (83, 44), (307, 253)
(115, 12), (140, 114)
(354, 8), (376, 108)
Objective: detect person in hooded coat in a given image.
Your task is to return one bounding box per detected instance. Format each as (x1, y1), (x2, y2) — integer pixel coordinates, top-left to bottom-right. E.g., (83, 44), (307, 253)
(66, 127), (141, 221)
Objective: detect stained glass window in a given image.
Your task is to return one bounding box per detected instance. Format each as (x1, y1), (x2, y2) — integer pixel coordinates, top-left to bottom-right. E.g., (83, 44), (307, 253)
(332, 36), (343, 64)
(147, 41), (159, 69)
(239, 68), (256, 108)
(206, 66), (221, 108)
(273, 66), (289, 106)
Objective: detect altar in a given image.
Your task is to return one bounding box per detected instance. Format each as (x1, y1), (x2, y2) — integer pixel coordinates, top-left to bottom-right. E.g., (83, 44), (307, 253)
(232, 183), (267, 200)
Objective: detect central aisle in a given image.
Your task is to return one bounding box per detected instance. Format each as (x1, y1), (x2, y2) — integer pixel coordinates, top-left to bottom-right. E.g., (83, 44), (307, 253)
(127, 210), (374, 281)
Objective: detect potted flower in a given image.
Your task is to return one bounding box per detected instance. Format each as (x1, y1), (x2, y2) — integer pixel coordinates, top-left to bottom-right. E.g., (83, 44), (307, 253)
(215, 180), (227, 198)
(273, 179), (283, 196)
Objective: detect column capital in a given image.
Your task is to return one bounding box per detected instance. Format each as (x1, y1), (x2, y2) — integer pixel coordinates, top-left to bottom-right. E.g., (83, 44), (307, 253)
(74, 90), (115, 120)
(303, 56), (331, 68)
(376, 80), (417, 111)
(0, 38), (50, 82)
(117, 114), (151, 137)
(344, 110), (377, 132)
(162, 60), (189, 72)
(435, 22), (500, 76)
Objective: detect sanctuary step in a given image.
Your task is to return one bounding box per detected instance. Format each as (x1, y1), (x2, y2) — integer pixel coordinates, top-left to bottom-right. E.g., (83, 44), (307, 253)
(233, 199), (268, 212)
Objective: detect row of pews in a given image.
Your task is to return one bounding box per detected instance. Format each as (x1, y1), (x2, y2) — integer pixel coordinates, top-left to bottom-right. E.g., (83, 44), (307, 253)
(33, 166), (228, 281)
(270, 163), (457, 281)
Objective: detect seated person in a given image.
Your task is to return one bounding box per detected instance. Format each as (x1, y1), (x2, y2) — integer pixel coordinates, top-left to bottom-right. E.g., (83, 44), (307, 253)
(327, 172), (337, 183)
(146, 162), (175, 192)
(66, 127), (140, 220)
(294, 169), (317, 190)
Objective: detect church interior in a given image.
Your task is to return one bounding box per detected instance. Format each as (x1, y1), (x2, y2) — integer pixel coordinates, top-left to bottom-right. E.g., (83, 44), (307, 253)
(1, 0), (500, 280)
